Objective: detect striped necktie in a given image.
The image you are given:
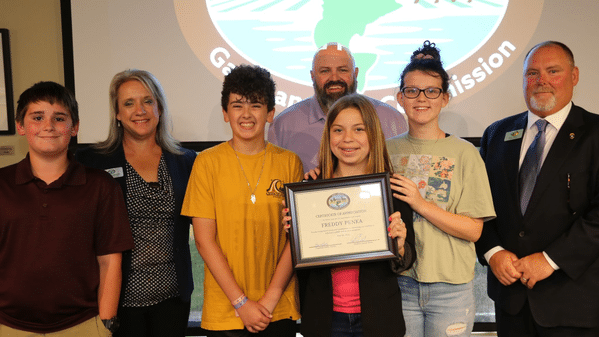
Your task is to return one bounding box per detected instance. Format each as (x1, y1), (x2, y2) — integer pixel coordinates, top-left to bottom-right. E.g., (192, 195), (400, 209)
(519, 119), (548, 214)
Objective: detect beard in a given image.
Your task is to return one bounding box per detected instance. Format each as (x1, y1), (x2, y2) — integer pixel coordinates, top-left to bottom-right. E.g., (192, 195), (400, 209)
(314, 78), (358, 112)
(529, 88), (557, 113)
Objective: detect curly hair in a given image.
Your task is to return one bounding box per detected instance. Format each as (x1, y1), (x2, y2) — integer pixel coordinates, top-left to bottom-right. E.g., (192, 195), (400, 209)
(410, 40), (442, 62)
(221, 65), (276, 111)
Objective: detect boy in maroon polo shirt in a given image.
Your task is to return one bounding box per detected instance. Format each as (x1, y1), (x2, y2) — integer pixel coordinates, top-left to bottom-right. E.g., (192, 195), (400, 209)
(0, 82), (134, 336)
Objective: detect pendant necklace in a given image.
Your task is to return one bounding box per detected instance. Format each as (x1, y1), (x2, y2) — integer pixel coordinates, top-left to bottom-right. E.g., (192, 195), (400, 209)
(233, 146), (266, 204)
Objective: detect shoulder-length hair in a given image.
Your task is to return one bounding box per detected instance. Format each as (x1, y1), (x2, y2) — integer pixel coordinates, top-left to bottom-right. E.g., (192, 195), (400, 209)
(318, 93), (393, 179)
(93, 69), (182, 154)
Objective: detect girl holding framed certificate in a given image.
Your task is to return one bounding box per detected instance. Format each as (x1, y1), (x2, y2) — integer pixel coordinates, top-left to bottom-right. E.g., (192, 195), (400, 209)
(286, 93), (416, 337)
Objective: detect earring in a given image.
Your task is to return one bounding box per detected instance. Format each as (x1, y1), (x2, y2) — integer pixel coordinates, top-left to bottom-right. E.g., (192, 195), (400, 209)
(117, 120), (121, 127)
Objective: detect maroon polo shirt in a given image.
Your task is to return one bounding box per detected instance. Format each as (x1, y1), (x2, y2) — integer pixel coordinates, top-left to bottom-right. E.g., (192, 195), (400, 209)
(0, 153), (134, 333)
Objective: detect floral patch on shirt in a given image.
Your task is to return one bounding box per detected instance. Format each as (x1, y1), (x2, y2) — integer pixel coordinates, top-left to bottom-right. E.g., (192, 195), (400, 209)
(391, 154), (455, 222)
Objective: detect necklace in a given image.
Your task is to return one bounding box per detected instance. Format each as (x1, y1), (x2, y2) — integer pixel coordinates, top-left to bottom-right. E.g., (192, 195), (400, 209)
(233, 146), (266, 204)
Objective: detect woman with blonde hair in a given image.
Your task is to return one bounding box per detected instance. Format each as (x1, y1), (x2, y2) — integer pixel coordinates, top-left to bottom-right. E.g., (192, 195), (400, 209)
(77, 69), (196, 337)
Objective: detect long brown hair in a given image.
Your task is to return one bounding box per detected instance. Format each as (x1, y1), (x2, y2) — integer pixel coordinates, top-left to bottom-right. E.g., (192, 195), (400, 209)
(318, 93), (393, 179)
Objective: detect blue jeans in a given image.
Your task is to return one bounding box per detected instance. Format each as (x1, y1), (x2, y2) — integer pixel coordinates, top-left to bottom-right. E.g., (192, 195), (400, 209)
(398, 276), (475, 337)
(331, 312), (364, 337)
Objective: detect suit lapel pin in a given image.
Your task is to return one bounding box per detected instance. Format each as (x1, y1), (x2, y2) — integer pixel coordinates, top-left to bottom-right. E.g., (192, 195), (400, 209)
(570, 133), (575, 139)
(504, 129), (524, 141)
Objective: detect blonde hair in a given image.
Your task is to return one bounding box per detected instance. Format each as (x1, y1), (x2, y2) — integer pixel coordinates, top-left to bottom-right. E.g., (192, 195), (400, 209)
(318, 94), (393, 179)
(93, 69), (182, 154)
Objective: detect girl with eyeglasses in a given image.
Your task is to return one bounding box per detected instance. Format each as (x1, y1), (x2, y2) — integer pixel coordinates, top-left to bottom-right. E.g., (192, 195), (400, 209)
(385, 42), (496, 337)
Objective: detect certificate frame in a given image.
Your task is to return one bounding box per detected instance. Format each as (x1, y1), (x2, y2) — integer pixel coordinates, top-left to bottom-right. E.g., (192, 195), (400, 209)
(0, 29), (15, 135)
(285, 172), (396, 269)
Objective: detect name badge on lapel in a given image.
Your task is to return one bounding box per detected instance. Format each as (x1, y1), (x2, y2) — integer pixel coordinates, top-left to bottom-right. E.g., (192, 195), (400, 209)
(504, 129), (523, 141)
(105, 167), (124, 178)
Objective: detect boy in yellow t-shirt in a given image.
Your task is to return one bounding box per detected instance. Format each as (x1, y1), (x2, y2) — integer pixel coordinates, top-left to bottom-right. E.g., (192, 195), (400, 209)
(181, 65), (302, 336)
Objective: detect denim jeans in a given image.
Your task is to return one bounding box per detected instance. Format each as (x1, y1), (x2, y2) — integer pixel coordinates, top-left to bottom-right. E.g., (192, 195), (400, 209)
(331, 311), (364, 337)
(398, 275), (475, 337)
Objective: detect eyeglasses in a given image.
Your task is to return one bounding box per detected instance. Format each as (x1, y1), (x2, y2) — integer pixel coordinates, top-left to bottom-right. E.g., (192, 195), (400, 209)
(401, 87), (443, 99)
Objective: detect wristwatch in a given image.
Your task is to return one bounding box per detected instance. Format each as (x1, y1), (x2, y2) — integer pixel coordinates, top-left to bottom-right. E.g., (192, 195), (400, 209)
(102, 317), (120, 334)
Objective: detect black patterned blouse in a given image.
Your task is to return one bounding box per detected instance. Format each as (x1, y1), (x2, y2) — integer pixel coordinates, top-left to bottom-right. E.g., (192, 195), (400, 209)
(122, 156), (179, 307)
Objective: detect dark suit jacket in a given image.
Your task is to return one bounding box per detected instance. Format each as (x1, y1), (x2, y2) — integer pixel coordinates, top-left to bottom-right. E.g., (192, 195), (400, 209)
(298, 197), (416, 337)
(76, 145), (197, 303)
(476, 104), (599, 328)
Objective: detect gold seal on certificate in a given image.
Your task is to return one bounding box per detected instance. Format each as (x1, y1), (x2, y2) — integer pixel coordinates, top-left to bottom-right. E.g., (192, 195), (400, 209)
(284, 173), (396, 269)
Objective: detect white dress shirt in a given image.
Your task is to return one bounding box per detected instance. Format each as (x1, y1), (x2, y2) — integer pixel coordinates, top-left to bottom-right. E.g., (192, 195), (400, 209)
(484, 102), (573, 270)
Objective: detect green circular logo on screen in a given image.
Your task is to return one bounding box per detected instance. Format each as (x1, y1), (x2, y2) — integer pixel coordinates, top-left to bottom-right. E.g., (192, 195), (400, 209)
(175, 0), (543, 107)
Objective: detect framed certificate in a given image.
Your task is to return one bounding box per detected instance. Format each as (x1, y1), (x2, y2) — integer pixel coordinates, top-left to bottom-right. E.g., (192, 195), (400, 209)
(284, 172), (396, 269)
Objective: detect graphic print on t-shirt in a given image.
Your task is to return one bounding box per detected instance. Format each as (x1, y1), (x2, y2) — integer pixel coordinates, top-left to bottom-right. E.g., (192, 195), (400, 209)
(266, 178), (285, 198)
(392, 154), (455, 222)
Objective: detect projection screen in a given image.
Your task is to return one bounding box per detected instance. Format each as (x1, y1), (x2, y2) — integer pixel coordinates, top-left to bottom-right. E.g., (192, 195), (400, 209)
(69, 1), (599, 145)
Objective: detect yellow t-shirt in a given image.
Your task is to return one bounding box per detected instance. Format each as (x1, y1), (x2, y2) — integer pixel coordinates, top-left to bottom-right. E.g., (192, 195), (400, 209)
(181, 142), (303, 330)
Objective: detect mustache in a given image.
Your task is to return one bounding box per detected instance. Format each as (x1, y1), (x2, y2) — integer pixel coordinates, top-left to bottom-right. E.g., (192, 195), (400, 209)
(324, 81), (348, 90)
(533, 87), (554, 94)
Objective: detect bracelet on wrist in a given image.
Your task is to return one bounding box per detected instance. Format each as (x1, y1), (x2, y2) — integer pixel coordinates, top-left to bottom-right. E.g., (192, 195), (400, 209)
(232, 294), (248, 309)
(232, 294), (245, 306)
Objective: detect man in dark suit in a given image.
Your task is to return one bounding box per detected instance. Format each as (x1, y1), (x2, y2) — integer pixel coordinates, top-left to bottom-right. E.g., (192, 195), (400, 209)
(477, 41), (599, 336)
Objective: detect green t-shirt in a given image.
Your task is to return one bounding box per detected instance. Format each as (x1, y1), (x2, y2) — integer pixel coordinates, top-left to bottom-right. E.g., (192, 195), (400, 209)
(386, 134), (495, 284)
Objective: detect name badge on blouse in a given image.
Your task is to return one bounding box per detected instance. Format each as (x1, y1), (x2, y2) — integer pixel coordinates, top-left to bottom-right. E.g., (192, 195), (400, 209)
(504, 129), (523, 141)
(105, 167), (124, 178)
